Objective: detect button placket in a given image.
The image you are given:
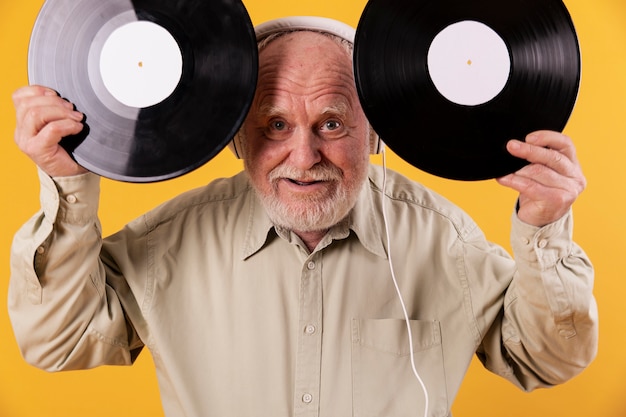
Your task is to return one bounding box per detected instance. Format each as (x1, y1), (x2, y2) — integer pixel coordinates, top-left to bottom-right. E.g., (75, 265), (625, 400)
(293, 253), (323, 416)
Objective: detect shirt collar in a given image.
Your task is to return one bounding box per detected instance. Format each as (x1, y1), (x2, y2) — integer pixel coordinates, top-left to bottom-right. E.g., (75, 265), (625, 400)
(240, 165), (387, 260)
(348, 168), (387, 258)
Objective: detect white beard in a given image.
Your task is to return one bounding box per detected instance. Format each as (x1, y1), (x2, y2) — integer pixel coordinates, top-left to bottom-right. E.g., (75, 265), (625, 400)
(247, 162), (367, 233)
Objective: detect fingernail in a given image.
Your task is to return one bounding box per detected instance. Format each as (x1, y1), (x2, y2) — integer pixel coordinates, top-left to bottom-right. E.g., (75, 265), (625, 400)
(526, 133), (538, 143)
(508, 140), (521, 150)
(72, 111), (84, 121)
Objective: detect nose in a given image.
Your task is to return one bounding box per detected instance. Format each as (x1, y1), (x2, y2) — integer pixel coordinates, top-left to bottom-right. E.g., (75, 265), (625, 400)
(287, 128), (322, 170)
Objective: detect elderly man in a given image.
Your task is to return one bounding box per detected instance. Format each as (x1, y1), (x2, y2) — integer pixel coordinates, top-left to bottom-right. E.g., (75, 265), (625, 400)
(9, 16), (597, 417)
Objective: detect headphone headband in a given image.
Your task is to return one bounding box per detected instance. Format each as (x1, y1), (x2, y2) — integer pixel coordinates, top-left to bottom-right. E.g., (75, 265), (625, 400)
(255, 16), (356, 44)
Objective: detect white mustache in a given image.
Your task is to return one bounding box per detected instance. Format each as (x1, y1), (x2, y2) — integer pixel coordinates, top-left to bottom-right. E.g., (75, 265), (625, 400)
(268, 163), (343, 183)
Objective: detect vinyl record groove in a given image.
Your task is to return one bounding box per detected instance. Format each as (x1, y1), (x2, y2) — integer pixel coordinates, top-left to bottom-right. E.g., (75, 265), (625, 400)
(354, 0), (581, 180)
(29, 0), (258, 182)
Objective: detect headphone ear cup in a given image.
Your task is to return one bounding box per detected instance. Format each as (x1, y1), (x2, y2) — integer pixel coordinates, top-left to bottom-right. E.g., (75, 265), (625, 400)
(369, 129), (383, 154)
(228, 132), (244, 159)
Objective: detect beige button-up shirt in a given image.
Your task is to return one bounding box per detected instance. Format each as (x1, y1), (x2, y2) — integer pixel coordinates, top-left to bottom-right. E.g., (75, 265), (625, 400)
(9, 165), (597, 417)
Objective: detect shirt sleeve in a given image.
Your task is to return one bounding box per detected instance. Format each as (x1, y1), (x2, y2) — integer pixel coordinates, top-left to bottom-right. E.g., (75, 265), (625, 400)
(477, 209), (598, 391)
(8, 169), (143, 372)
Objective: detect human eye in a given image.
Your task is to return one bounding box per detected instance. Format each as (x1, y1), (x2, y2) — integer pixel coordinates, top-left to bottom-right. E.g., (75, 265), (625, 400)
(323, 120), (342, 131)
(270, 119), (287, 131)
(320, 118), (346, 139)
(265, 118), (291, 140)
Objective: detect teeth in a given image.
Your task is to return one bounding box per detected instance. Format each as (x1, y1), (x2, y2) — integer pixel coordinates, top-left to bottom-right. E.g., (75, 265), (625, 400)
(289, 179), (317, 186)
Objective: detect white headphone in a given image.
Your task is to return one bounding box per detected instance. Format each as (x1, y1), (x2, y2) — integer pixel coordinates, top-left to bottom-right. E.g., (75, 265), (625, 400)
(228, 16), (383, 159)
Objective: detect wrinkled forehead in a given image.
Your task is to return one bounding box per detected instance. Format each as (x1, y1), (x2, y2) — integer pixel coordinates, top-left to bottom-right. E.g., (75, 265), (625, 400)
(256, 32), (356, 95)
(252, 17), (360, 110)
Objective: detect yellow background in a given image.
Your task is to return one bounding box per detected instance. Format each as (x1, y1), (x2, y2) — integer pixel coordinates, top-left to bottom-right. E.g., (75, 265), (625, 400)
(1, 0), (624, 415)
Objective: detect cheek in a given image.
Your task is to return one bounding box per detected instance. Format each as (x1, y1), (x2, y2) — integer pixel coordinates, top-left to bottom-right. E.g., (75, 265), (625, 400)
(247, 144), (282, 173)
(244, 145), (282, 194)
(334, 142), (370, 175)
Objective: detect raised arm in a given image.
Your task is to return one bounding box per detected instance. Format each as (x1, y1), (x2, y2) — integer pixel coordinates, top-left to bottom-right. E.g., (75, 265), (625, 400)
(8, 86), (142, 371)
(479, 130), (598, 388)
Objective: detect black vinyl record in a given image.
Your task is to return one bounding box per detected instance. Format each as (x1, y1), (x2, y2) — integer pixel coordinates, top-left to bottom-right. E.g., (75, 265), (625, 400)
(354, 0), (581, 180)
(28, 0), (258, 182)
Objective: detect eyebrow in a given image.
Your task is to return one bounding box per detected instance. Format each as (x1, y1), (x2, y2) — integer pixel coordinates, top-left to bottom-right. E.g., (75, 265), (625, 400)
(257, 103), (287, 119)
(256, 101), (351, 119)
(321, 102), (349, 117)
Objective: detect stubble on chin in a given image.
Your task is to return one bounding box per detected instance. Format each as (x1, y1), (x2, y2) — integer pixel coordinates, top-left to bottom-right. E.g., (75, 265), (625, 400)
(247, 162), (366, 233)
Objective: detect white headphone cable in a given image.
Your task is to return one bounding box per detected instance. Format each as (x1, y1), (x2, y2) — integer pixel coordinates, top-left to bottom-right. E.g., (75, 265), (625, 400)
(380, 147), (430, 417)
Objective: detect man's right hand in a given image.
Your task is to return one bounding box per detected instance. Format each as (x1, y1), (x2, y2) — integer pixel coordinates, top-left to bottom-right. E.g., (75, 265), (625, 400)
(13, 85), (88, 177)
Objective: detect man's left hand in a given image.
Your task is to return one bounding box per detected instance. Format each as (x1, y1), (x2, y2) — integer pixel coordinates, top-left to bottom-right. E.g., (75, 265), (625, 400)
(496, 130), (586, 227)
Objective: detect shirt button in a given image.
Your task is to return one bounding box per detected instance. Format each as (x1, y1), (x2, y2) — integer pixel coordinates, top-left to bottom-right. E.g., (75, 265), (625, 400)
(302, 393), (313, 404)
(521, 237), (530, 245)
(305, 324), (316, 335)
(36, 246), (45, 254)
(538, 239), (548, 248)
(307, 261), (316, 270)
(66, 194), (77, 204)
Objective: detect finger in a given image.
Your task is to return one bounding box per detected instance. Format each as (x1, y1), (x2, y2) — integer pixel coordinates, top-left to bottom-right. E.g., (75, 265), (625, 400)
(510, 162), (566, 188)
(505, 137), (579, 179)
(17, 118), (85, 156)
(12, 86), (61, 119)
(526, 130), (578, 162)
(506, 164), (584, 196)
(509, 130), (578, 162)
(15, 101), (85, 160)
(17, 118), (86, 176)
(498, 148), (586, 197)
(16, 99), (83, 140)
(497, 170), (579, 226)
(14, 85), (78, 121)
(496, 172), (542, 196)
(38, 119), (86, 146)
(496, 171), (578, 217)
(14, 91), (77, 118)
(15, 90), (82, 123)
(12, 85), (58, 103)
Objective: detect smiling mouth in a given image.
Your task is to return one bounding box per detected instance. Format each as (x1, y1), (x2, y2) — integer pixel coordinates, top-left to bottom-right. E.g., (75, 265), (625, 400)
(288, 179), (324, 186)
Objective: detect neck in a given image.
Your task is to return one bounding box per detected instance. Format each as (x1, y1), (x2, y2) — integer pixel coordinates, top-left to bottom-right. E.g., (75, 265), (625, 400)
(295, 230), (327, 252)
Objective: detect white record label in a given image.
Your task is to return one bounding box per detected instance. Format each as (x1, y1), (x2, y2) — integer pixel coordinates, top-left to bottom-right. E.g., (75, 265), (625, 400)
(99, 21), (183, 108)
(427, 20), (511, 106)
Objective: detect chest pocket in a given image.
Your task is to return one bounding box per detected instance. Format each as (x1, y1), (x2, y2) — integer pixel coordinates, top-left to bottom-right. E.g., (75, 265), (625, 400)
(351, 318), (449, 417)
